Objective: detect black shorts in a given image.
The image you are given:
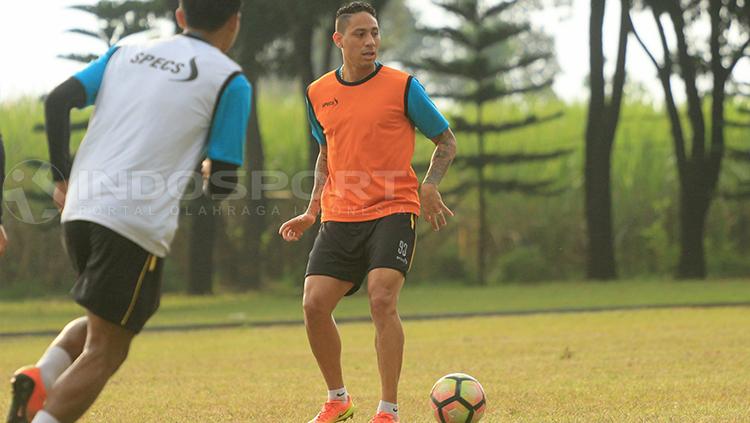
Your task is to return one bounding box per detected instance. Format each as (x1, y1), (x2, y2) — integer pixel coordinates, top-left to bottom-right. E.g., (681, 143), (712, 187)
(63, 221), (163, 334)
(306, 213), (417, 296)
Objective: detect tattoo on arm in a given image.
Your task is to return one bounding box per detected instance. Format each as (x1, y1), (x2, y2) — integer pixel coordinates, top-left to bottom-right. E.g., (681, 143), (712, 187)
(423, 129), (457, 186)
(307, 146), (329, 214)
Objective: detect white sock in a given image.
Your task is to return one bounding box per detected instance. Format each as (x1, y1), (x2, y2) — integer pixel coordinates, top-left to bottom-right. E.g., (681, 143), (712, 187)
(377, 400), (399, 418)
(31, 410), (61, 423)
(36, 346), (72, 391)
(328, 387), (348, 402)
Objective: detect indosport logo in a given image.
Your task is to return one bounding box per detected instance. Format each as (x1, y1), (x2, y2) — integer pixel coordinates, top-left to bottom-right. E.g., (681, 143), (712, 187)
(3, 160), (63, 225)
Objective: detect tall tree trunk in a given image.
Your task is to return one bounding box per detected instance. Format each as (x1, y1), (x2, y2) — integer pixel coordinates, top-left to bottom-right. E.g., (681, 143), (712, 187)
(584, 144), (616, 279)
(324, 20), (338, 71)
(677, 180), (709, 278)
(295, 21), (318, 176)
(584, 0), (629, 280)
(239, 74), (265, 290)
(294, 20), (321, 264)
(477, 105), (487, 285)
(188, 194), (216, 294)
(671, 0), (726, 279)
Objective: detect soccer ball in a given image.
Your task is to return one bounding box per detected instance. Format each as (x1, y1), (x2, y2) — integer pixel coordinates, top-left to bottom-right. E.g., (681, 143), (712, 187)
(429, 373), (486, 423)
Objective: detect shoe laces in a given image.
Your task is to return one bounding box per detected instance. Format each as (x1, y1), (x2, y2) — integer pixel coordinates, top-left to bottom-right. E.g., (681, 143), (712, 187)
(370, 412), (398, 423)
(316, 399), (348, 420)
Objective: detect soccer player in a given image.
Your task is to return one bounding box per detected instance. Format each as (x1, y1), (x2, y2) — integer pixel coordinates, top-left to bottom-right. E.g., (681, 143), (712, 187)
(0, 133), (7, 257)
(278, 2), (457, 422)
(6, 1), (250, 422)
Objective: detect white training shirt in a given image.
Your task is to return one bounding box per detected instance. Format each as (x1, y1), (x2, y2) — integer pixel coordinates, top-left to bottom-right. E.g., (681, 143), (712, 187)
(61, 34), (252, 257)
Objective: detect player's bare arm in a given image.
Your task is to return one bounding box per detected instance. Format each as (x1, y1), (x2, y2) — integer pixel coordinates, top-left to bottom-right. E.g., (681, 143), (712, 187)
(279, 145), (328, 242)
(306, 144), (329, 217)
(421, 128), (457, 231)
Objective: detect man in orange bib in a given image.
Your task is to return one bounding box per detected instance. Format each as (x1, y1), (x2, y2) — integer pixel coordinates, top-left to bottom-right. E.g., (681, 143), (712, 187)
(279, 2), (457, 422)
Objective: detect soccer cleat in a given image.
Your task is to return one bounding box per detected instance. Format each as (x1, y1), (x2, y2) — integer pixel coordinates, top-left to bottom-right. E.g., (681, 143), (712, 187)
(369, 412), (399, 423)
(6, 366), (46, 423)
(307, 396), (355, 423)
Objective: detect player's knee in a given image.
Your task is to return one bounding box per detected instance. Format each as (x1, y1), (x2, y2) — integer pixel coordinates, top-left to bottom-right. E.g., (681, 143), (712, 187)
(57, 317), (88, 358)
(303, 295), (332, 318)
(368, 293), (398, 319)
(66, 316), (89, 329)
(85, 330), (132, 371)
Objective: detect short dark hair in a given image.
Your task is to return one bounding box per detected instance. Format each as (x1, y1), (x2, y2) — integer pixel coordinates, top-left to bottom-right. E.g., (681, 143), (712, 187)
(180, 0), (242, 32)
(335, 1), (377, 33)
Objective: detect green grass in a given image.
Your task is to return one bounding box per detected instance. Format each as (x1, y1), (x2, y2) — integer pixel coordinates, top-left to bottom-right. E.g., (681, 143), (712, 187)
(2, 279), (750, 334)
(1, 308), (749, 421)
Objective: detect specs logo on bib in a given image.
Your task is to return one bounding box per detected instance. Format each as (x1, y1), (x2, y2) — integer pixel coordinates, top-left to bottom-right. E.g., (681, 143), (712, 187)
(129, 53), (199, 82)
(170, 57), (199, 82)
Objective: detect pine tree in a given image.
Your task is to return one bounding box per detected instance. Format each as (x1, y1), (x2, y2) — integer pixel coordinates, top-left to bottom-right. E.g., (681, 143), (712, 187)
(409, 0), (568, 284)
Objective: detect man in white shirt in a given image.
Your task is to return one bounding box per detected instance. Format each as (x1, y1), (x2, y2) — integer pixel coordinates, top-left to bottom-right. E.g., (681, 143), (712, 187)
(6, 1), (250, 422)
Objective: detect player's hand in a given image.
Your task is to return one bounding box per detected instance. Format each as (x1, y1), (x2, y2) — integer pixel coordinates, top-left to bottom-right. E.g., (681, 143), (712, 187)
(201, 159), (211, 181)
(0, 225), (7, 257)
(279, 212), (316, 242)
(53, 181), (68, 212)
(420, 183), (454, 232)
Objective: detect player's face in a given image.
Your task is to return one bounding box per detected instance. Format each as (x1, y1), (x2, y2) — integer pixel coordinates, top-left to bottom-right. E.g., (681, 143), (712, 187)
(341, 13), (380, 68)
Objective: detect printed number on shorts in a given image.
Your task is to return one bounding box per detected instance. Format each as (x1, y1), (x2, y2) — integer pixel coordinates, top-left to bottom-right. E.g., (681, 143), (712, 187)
(398, 241), (408, 257)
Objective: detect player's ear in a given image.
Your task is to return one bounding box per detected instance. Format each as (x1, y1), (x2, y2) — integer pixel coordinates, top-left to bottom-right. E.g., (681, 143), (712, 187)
(229, 12), (241, 32)
(175, 7), (187, 30)
(333, 32), (343, 49)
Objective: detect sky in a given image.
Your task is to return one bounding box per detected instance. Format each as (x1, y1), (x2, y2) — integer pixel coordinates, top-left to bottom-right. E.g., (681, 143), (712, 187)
(0, 0), (746, 104)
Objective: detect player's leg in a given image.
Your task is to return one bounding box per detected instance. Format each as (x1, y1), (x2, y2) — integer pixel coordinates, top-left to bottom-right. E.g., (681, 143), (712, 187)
(45, 317), (88, 368)
(30, 221), (162, 423)
(367, 269), (405, 410)
(7, 220), (94, 423)
(364, 213), (417, 422)
(303, 275), (354, 391)
(303, 276), (358, 423)
(304, 221), (368, 422)
(7, 318), (86, 423)
(40, 312), (135, 423)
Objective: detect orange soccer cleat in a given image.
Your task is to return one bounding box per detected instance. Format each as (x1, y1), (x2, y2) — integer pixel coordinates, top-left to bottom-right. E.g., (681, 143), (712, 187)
(307, 395), (355, 423)
(369, 411), (399, 423)
(6, 366), (46, 423)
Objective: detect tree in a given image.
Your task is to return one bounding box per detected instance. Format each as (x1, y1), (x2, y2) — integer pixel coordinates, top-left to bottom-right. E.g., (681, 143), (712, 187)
(724, 81), (750, 198)
(60, 1), (174, 63)
(408, 0), (567, 284)
(585, 0), (630, 280)
(36, 0), (174, 133)
(630, 0), (750, 278)
(219, 1), (289, 290)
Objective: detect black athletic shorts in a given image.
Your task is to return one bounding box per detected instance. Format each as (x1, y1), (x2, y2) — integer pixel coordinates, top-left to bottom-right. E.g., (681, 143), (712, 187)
(63, 220), (163, 333)
(306, 213), (417, 296)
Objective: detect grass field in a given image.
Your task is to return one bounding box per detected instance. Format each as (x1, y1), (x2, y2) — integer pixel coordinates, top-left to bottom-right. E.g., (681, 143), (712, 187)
(3, 279), (750, 334)
(2, 280), (750, 421)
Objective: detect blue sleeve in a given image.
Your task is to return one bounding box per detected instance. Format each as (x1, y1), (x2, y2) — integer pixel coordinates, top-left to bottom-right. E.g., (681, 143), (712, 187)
(305, 92), (326, 145)
(406, 77), (450, 139)
(206, 74), (251, 166)
(73, 46), (120, 107)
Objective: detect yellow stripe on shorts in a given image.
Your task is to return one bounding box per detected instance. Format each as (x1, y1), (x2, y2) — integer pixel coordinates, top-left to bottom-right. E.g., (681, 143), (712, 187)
(408, 214), (417, 272)
(121, 254), (153, 326)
